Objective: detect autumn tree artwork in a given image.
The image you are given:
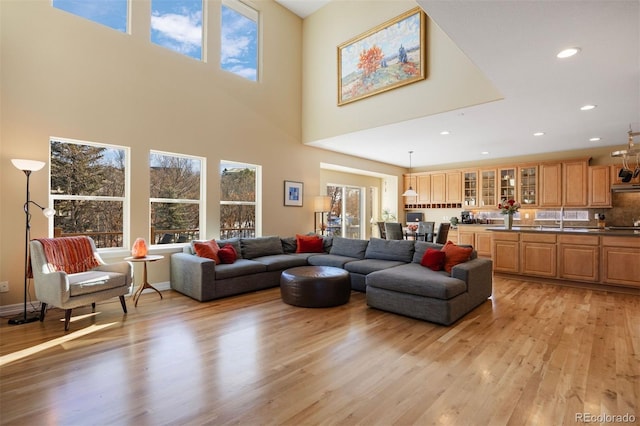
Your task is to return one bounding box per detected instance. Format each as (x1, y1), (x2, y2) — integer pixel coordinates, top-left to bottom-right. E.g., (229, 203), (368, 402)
(338, 7), (426, 106)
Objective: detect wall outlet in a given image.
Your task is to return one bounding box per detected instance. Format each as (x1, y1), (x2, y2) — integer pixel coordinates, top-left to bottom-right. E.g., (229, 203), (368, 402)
(0, 281), (8, 293)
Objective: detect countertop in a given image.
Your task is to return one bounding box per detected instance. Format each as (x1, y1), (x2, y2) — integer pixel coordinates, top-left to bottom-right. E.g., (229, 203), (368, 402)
(487, 226), (640, 237)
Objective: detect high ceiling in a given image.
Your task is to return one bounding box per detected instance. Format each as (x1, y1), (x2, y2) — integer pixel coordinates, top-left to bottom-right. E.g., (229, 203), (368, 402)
(277, 0), (640, 168)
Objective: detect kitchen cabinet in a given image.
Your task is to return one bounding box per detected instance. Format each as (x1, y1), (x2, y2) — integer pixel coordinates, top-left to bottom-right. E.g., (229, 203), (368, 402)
(520, 233), (557, 277)
(539, 162), (562, 207)
(498, 167), (516, 202)
(480, 169), (497, 207)
(446, 171), (462, 203)
(563, 159), (588, 206)
(492, 232), (519, 273)
(457, 225), (492, 258)
(519, 166), (537, 206)
(611, 164), (640, 184)
(475, 231), (494, 258)
(431, 173), (446, 203)
(588, 165), (611, 207)
(417, 174), (431, 204)
(463, 170), (479, 207)
(601, 236), (640, 288)
(558, 234), (599, 282)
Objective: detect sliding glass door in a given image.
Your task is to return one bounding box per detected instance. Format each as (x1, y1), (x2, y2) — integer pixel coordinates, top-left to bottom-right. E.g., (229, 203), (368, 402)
(326, 185), (364, 239)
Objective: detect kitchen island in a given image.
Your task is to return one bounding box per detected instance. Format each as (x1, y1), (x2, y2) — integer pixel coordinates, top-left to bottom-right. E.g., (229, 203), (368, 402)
(490, 226), (640, 292)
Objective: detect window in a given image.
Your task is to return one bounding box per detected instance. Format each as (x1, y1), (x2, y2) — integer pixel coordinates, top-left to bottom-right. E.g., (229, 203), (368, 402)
(220, 161), (260, 238)
(151, 0), (203, 60)
(221, 0), (258, 81)
(50, 138), (129, 249)
(326, 185), (365, 239)
(150, 151), (204, 244)
(52, 0), (128, 33)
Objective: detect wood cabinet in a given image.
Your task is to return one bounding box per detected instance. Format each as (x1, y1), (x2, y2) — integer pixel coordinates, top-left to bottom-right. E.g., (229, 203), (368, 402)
(475, 230), (494, 258)
(563, 160), (588, 206)
(519, 166), (537, 206)
(431, 173), (446, 203)
(558, 234), (599, 282)
(457, 225), (492, 258)
(588, 165), (611, 207)
(417, 175), (431, 204)
(463, 170), (479, 207)
(601, 236), (640, 288)
(480, 169), (497, 207)
(611, 164), (640, 184)
(446, 172), (462, 203)
(458, 228), (475, 246)
(492, 232), (519, 273)
(539, 162), (562, 207)
(520, 233), (557, 277)
(498, 167), (516, 202)
(447, 228), (459, 244)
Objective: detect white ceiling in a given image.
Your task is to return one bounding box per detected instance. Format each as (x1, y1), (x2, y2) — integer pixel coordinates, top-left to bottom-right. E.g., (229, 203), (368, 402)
(277, 0), (640, 169)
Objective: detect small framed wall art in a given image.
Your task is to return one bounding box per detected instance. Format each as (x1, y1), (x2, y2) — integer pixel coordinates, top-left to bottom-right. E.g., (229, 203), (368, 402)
(284, 180), (303, 207)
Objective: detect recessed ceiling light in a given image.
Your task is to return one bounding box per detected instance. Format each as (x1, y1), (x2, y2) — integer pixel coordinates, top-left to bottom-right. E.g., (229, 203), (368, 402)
(557, 47), (580, 58)
(440, 130), (450, 135)
(580, 104), (596, 111)
(481, 151), (489, 155)
(589, 137), (601, 142)
(533, 132), (545, 136)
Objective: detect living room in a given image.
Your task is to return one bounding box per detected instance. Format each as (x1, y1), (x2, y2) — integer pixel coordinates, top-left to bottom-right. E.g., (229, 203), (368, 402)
(1, 0), (639, 424)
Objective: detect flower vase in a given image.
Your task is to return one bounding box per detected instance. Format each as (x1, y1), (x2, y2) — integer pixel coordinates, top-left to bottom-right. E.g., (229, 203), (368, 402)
(504, 214), (513, 230)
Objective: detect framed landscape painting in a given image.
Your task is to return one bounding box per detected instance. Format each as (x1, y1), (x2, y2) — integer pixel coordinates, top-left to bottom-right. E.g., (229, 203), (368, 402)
(337, 7), (426, 106)
(284, 180), (303, 207)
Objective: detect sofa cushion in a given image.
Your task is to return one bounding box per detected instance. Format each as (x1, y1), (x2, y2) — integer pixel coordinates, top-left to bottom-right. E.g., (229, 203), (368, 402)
(364, 238), (414, 262)
(281, 237), (297, 253)
(307, 254), (359, 268)
(344, 258), (406, 275)
(296, 234), (324, 253)
(412, 241), (477, 264)
(421, 248), (445, 271)
(193, 240), (221, 263)
(441, 241), (473, 273)
(213, 259), (267, 280)
(240, 236), (283, 259)
(69, 270), (128, 296)
(252, 254), (308, 271)
(329, 236), (368, 259)
(366, 263), (467, 300)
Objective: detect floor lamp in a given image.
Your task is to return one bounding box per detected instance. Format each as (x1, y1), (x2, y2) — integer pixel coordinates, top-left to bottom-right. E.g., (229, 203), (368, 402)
(8, 159), (55, 325)
(313, 196), (331, 235)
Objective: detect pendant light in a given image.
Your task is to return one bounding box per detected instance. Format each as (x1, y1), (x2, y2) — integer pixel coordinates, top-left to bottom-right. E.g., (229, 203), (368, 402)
(402, 150), (418, 197)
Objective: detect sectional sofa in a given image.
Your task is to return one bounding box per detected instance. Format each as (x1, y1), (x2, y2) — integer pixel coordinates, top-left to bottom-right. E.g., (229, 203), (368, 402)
(170, 235), (493, 325)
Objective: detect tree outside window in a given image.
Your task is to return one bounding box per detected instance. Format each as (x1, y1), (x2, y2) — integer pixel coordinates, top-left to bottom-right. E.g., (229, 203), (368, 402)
(150, 151), (204, 244)
(50, 138), (128, 248)
(220, 161), (259, 238)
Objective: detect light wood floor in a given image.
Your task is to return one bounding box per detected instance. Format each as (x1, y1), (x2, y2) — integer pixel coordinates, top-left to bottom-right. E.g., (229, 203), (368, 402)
(1, 276), (638, 425)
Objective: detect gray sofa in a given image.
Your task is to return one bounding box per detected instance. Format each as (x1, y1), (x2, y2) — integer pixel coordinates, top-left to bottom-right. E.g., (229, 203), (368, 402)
(170, 236), (492, 325)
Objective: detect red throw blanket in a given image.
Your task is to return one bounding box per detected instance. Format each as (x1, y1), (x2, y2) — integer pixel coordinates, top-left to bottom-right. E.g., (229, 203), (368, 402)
(36, 237), (101, 274)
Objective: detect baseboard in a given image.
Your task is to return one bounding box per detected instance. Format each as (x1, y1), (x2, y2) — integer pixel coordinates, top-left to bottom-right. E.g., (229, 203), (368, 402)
(0, 281), (171, 317)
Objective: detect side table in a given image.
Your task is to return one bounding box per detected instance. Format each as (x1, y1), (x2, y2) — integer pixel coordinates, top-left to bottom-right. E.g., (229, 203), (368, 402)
(125, 255), (164, 307)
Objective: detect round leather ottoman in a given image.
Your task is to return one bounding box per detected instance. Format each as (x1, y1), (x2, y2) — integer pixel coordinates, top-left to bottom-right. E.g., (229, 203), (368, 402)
(280, 266), (351, 308)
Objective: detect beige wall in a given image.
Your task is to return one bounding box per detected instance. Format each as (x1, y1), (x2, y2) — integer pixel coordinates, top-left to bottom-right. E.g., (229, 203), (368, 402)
(301, 0), (502, 144)
(0, 0), (403, 307)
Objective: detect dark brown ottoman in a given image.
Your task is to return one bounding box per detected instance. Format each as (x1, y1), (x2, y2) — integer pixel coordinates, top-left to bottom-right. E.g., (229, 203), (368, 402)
(280, 266), (351, 308)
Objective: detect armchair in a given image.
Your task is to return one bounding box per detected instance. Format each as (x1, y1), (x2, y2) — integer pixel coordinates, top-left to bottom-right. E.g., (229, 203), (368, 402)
(29, 236), (132, 331)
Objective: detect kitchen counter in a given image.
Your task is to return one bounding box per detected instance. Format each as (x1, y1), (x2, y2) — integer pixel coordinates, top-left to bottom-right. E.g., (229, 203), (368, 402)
(488, 226), (640, 237)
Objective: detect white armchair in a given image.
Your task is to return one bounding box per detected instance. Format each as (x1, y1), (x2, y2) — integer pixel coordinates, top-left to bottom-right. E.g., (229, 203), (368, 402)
(29, 236), (132, 331)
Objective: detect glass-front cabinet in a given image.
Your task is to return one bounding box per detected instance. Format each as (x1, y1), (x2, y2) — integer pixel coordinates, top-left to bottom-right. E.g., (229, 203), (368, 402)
(519, 166), (537, 206)
(463, 170), (478, 207)
(480, 169), (496, 206)
(498, 167), (516, 202)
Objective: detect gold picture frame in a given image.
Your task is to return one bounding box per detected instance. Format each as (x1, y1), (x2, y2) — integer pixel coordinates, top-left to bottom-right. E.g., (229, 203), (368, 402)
(337, 7), (426, 106)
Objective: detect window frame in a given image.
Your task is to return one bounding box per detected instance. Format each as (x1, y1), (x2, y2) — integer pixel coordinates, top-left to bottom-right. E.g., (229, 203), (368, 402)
(149, 150), (206, 246)
(219, 159), (262, 238)
(49, 136), (131, 252)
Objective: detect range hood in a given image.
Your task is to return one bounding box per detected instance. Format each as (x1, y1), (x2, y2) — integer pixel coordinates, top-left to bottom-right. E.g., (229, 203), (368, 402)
(611, 183), (640, 192)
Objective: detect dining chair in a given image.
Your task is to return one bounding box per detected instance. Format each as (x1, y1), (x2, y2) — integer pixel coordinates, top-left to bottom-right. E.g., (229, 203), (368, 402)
(384, 222), (404, 240)
(417, 221), (435, 242)
(435, 223), (451, 244)
(377, 222), (387, 239)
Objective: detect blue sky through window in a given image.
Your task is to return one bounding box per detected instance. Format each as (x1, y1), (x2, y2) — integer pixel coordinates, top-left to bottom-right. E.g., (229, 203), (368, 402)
(53, 0), (128, 32)
(151, 0), (203, 60)
(221, 4), (258, 81)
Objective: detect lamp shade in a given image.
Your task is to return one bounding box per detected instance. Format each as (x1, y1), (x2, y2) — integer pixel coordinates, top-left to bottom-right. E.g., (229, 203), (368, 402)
(402, 188), (418, 197)
(11, 159), (45, 172)
(313, 196), (331, 212)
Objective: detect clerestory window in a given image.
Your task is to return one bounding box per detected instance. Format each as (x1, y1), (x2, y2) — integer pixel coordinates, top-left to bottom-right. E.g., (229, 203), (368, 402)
(151, 0), (203, 60)
(221, 0), (259, 81)
(52, 0), (128, 33)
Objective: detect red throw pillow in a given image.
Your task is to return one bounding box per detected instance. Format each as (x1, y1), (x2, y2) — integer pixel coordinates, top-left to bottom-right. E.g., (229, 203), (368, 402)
(218, 244), (238, 264)
(193, 240), (220, 263)
(441, 241), (473, 273)
(295, 234), (324, 253)
(421, 248), (446, 271)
